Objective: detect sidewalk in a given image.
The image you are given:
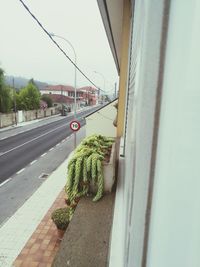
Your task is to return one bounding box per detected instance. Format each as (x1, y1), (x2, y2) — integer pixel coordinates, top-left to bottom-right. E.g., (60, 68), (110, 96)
(0, 124), (86, 266)
(13, 189), (66, 267)
(0, 154), (72, 267)
(0, 108), (92, 266)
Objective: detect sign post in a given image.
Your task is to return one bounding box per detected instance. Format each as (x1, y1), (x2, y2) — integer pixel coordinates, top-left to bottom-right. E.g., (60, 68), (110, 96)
(70, 120), (80, 148)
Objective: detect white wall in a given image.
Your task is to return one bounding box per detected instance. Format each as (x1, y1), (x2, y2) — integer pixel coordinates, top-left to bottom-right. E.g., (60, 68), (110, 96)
(40, 90), (69, 96)
(147, 1), (200, 267)
(85, 101), (117, 137)
(40, 89), (51, 95)
(109, 0), (168, 266)
(18, 110), (23, 123)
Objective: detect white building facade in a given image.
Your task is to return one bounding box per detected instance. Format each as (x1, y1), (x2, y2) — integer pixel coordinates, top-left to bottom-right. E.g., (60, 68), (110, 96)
(97, 0), (200, 267)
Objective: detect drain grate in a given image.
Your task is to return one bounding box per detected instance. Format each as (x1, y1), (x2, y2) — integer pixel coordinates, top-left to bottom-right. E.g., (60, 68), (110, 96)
(38, 173), (49, 179)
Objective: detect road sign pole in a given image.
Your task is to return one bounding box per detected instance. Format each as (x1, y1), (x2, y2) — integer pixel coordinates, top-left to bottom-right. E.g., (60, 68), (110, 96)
(74, 132), (77, 150)
(70, 121), (80, 149)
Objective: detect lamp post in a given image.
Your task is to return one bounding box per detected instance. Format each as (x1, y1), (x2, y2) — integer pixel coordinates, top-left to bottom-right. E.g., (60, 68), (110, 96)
(94, 71), (106, 104)
(50, 33), (77, 147)
(12, 77), (17, 125)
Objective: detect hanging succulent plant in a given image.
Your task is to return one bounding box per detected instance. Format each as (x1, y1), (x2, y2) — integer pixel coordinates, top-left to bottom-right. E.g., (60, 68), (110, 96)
(65, 134), (114, 205)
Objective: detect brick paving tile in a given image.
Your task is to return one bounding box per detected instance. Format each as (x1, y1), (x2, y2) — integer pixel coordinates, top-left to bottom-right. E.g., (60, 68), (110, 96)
(13, 189), (66, 267)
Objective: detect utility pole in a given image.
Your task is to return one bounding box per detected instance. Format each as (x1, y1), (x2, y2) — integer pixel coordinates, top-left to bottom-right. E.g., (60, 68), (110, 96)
(12, 77), (17, 125)
(50, 33), (77, 148)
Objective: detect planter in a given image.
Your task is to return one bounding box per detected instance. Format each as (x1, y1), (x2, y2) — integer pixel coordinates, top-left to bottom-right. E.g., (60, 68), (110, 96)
(66, 135), (116, 203)
(57, 228), (65, 240)
(103, 141), (116, 192)
(90, 142), (116, 193)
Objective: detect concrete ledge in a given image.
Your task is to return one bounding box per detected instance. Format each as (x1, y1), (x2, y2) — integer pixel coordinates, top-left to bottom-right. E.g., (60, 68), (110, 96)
(52, 193), (115, 267)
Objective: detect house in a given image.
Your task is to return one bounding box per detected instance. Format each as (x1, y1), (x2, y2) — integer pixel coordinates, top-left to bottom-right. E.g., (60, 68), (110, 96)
(78, 86), (99, 106)
(40, 85), (98, 109)
(41, 85), (74, 96)
(95, 1), (200, 267)
(52, 1), (200, 266)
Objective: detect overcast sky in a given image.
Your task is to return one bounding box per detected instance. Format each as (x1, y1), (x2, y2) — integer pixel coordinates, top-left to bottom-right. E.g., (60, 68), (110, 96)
(0, 0), (118, 93)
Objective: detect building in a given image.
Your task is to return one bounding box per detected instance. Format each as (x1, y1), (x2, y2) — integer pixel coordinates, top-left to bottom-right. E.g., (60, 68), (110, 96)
(40, 85), (98, 110)
(79, 86), (99, 106)
(96, 1), (200, 267)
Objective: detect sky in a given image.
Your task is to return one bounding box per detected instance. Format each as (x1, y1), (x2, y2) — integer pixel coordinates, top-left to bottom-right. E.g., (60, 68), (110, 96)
(0, 0), (118, 93)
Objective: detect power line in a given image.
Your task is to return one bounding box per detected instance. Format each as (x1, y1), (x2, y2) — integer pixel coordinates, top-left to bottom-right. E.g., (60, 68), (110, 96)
(18, 0), (107, 93)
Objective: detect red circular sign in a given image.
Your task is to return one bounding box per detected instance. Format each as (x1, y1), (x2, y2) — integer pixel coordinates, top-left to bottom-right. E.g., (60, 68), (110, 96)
(70, 120), (80, 131)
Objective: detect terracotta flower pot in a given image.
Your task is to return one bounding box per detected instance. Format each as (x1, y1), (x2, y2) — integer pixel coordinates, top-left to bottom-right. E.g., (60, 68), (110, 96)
(65, 198), (70, 205)
(57, 228), (65, 240)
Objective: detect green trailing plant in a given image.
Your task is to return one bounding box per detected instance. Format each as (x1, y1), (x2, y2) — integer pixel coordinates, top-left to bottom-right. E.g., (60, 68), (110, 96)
(51, 207), (70, 230)
(65, 134), (114, 205)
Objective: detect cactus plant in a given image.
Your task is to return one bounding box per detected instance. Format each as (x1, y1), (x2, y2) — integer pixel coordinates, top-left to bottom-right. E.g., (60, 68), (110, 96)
(65, 134), (114, 205)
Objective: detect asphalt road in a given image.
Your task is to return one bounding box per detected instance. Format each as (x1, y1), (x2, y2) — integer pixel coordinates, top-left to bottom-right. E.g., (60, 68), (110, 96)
(0, 106), (99, 183)
(0, 126), (86, 225)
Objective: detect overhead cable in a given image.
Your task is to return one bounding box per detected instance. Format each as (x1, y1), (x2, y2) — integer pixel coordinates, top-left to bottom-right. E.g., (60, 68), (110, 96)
(18, 0), (107, 93)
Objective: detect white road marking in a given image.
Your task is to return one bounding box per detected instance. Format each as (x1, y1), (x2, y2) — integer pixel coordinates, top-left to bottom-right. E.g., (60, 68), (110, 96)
(0, 124), (66, 157)
(41, 153), (47, 157)
(0, 137), (6, 140)
(17, 168), (25, 174)
(30, 160), (37, 165)
(49, 148), (54, 151)
(0, 178), (12, 187)
(56, 143), (60, 147)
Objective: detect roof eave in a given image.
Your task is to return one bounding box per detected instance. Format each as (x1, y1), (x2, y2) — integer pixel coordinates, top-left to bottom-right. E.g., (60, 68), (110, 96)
(97, 0), (120, 74)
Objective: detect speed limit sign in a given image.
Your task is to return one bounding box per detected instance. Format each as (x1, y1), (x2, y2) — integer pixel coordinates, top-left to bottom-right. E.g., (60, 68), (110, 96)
(70, 120), (80, 131)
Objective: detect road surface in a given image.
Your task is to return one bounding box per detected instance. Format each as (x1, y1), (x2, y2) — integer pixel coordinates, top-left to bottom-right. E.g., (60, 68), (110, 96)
(0, 106), (100, 224)
(0, 106), (98, 183)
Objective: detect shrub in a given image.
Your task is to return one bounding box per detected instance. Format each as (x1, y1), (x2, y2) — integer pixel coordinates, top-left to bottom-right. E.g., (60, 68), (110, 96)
(51, 207), (70, 230)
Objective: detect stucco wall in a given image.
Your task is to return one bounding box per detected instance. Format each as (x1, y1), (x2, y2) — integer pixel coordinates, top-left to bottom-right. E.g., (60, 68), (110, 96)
(24, 108), (56, 121)
(0, 107), (57, 128)
(0, 112), (16, 128)
(109, 0), (170, 266)
(85, 101), (117, 137)
(101, 0), (200, 267)
(147, 1), (200, 267)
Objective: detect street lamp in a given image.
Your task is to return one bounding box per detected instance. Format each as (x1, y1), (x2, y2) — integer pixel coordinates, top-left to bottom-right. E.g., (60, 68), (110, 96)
(12, 77), (17, 125)
(94, 71), (106, 103)
(50, 33), (77, 118)
(50, 33), (77, 147)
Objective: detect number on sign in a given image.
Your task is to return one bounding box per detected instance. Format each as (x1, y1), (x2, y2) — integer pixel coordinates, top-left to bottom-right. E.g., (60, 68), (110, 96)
(70, 120), (80, 131)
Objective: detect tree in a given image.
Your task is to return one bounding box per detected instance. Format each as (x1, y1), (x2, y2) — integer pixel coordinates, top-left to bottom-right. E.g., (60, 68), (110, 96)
(16, 81), (41, 110)
(105, 95), (111, 102)
(0, 68), (12, 113)
(41, 94), (53, 107)
(103, 94), (111, 102)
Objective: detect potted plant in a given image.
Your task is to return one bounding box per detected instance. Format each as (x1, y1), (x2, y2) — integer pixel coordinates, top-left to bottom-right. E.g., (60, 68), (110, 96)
(51, 207), (70, 240)
(65, 134), (115, 206)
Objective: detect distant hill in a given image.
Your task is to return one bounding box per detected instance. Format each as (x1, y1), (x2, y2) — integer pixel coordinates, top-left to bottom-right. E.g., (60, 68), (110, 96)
(5, 76), (48, 90)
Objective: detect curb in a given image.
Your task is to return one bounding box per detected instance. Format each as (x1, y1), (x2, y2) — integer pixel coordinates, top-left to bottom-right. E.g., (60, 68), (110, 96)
(0, 151), (74, 267)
